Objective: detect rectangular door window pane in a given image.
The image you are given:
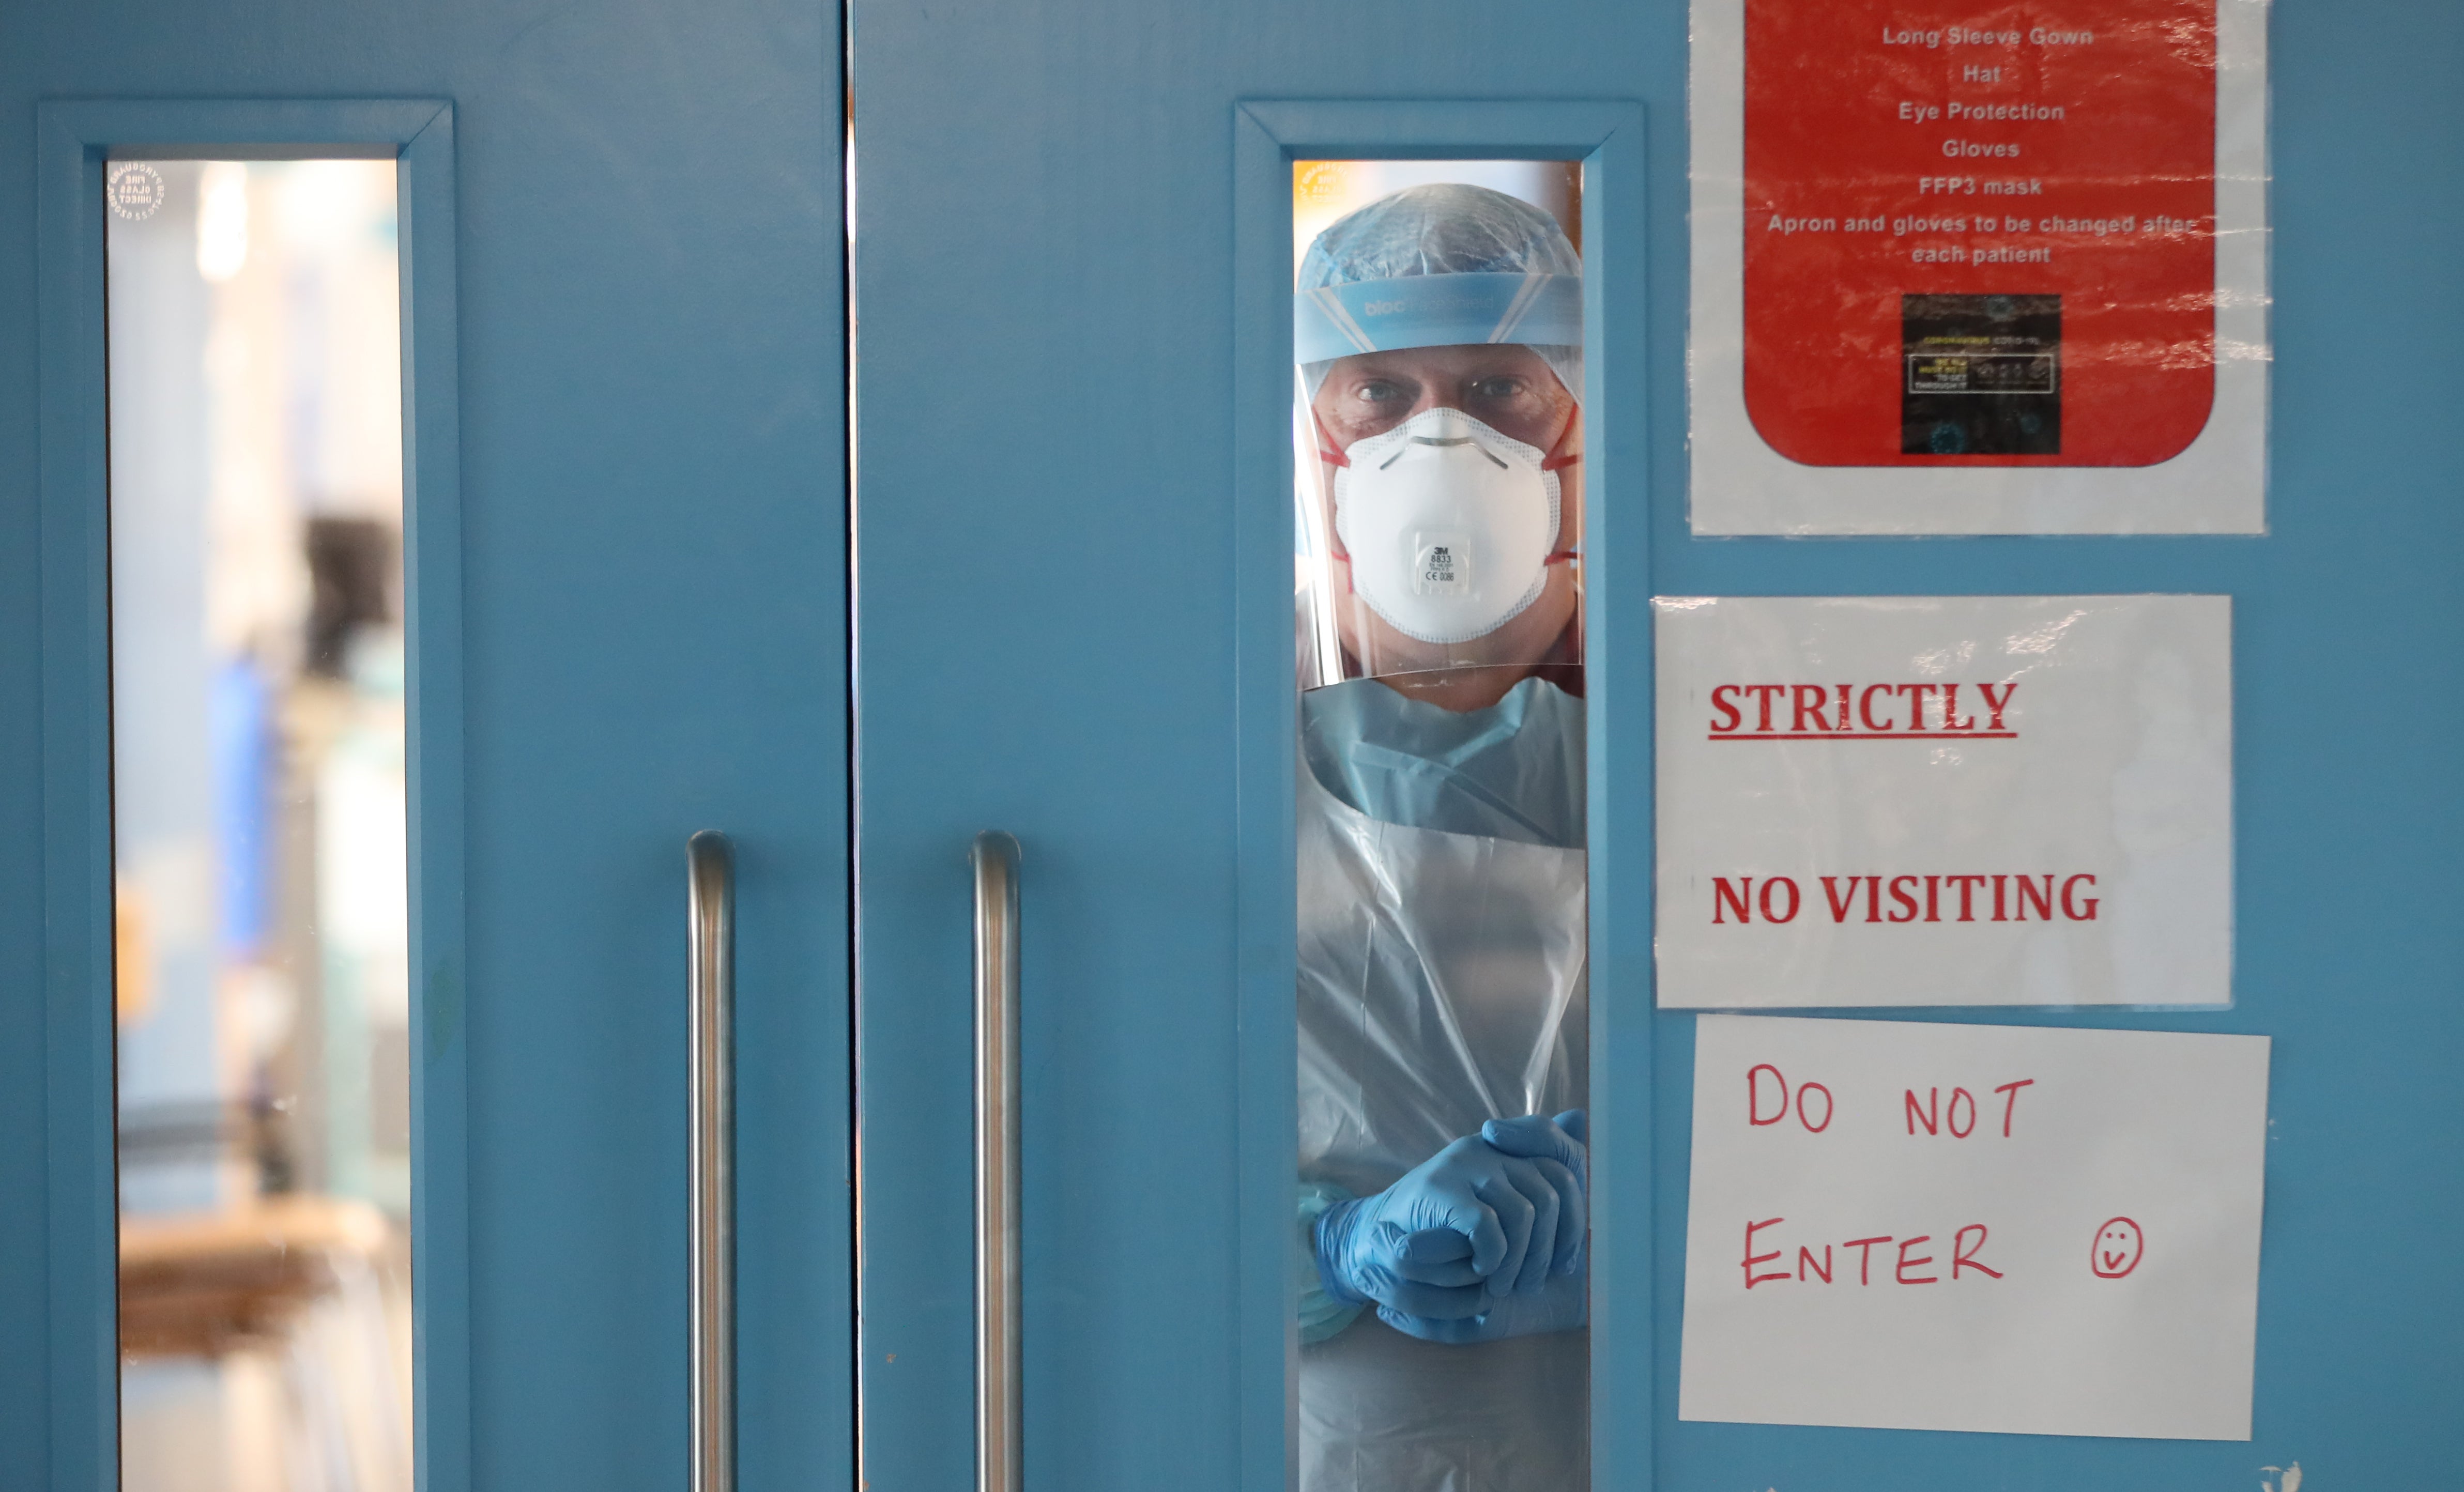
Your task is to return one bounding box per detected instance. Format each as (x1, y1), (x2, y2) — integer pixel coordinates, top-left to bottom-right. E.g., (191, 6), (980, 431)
(109, 158), (411, 1492)
(1292, 160), (1590, 1490)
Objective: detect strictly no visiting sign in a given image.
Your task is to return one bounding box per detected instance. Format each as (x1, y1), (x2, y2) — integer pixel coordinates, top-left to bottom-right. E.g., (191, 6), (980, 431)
(1654, 594), (2232, 1008)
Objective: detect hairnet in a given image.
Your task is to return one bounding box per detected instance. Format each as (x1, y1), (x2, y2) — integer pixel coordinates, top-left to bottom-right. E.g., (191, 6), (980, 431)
(1297, 182), (1583, 401)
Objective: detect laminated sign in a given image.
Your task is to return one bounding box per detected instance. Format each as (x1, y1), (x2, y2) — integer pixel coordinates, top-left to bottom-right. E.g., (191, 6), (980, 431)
(1654, 595), (2232, 1008)
(1689, 0), (2269, 533)
(1678, 1016), (2270, 1440)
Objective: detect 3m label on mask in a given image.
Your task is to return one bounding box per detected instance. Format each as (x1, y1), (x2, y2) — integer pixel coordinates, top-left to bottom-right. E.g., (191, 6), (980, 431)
(1678, 1016), (2269, 1439)
(1653, 595), (2231, 1008)
(1411, 530), (1471, 595)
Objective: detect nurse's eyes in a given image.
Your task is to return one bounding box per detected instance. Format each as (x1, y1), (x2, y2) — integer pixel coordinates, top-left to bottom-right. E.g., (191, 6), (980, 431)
(1351, 376), (1523, 407)
(1334, 372), (1551, 446)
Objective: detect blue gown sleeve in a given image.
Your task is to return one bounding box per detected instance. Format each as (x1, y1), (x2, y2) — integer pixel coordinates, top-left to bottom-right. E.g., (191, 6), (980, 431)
(1296, 1179), (1367, 1343)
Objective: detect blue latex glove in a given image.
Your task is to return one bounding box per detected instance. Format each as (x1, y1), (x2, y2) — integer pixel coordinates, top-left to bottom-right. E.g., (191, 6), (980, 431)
(1378, 1110), (1589, 1344)
(1481, 1108), (1588, 1249)
(1381, 1263), (1586, 1344)
(1313, 1110), (1588, 1322)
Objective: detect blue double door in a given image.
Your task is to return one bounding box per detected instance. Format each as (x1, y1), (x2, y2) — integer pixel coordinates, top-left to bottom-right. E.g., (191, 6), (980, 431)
(6, 0), (2463, 1490)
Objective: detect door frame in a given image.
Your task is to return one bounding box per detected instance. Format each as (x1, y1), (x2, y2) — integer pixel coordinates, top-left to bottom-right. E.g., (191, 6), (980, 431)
(33, 99), (466, 1492)
(1231, 99), (1653, 1489)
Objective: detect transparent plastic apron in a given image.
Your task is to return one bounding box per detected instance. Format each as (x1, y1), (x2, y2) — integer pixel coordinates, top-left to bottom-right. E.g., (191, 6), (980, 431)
(1297, 750), (1589, 1491)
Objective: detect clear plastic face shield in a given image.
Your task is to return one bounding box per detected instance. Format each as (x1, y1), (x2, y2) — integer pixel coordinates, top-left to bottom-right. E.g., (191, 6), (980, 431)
(1295, 180), (1584, 711)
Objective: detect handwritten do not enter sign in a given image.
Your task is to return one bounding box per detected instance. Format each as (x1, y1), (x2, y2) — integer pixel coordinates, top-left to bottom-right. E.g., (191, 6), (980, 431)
(1679, 1015), (2270, 1441)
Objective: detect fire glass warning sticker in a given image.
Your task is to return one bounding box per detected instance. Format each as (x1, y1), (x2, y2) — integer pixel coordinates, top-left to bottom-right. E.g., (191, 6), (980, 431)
(1689, 0), (2268, 534)
(1746, 2), (2212, 467)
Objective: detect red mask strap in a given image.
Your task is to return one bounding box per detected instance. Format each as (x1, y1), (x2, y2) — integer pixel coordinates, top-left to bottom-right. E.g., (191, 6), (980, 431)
(1311, 410), (1351, 469)
(1545, 426), (1582, 564)
(1541, 416), (1583, 472)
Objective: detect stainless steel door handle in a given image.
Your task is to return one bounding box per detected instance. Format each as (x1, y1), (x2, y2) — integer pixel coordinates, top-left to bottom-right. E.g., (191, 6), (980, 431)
(688, 831), (735, 1492)
(972, 832), (1023, 1492)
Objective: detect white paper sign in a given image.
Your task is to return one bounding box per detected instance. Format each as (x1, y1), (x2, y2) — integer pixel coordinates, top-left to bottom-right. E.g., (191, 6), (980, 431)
(1679, 1015), (2270, 1440)
(1655, 595), (2231, 1008)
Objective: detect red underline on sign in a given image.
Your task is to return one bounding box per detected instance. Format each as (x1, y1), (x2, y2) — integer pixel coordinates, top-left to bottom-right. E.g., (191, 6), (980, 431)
(1707, 732), (2022, 742)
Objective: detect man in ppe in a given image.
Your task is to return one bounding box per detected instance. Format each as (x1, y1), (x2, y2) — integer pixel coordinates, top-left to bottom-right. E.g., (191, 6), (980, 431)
(1293, 181), (1591, 1491)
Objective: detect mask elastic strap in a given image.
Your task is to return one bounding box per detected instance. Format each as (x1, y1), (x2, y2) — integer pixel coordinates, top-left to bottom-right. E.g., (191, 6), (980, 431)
(1541, 417), (1582, 472)
(1312, 410), (1351, 469)
(1544, 424), (1581, 563)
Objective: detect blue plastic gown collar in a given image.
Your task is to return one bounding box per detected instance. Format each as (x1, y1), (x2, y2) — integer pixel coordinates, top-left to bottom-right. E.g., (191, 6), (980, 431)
(1300, 676), (1585, 850)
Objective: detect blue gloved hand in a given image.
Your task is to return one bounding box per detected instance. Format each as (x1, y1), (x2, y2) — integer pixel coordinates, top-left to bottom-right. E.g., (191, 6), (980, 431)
(1313, 1109), (1588, 1323)
(1480, 1108), (1588, 1265)
(1380, 1262), (1587, 1344)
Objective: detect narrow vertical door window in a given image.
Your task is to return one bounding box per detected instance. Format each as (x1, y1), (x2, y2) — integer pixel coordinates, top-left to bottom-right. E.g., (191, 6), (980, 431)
(108, 158), (412, 1492)
(1290, 161), (1591, 1491)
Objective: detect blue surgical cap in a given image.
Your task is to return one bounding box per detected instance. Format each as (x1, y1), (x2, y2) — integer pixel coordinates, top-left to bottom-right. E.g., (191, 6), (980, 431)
(1296, 182), (1583, 400)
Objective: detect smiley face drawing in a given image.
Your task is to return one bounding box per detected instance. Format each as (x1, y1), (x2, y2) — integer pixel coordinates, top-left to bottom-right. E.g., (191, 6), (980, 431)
(2091, 1217), (2144, 1279)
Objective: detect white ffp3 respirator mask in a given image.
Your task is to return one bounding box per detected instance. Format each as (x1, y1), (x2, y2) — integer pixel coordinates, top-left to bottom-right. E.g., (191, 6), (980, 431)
(1333, 406), (1562, 646)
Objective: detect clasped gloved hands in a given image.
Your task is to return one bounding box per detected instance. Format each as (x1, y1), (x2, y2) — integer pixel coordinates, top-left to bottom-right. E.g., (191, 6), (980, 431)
(1313, 1110), (1587, 1343)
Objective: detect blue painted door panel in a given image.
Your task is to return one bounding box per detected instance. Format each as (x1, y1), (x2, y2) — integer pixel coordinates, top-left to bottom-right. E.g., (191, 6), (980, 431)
(2, 6), (850, 1491)
(852, 5), (2463, 1492)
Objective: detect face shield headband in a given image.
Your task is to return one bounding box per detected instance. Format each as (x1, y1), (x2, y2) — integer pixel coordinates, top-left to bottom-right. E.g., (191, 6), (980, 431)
(1295, 271), (1583, 367)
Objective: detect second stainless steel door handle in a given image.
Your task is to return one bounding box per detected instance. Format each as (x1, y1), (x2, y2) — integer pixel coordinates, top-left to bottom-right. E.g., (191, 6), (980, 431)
(689, 831), (735, 1492)
(972, 832), (1023, 1492)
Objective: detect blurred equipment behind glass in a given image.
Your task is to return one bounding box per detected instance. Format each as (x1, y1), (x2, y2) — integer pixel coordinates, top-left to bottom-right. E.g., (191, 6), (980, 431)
(109, 158), (412, 1492)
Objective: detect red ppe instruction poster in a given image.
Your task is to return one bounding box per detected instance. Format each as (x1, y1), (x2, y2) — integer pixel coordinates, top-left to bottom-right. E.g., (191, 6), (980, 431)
(1690, 0), (2269, 534)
